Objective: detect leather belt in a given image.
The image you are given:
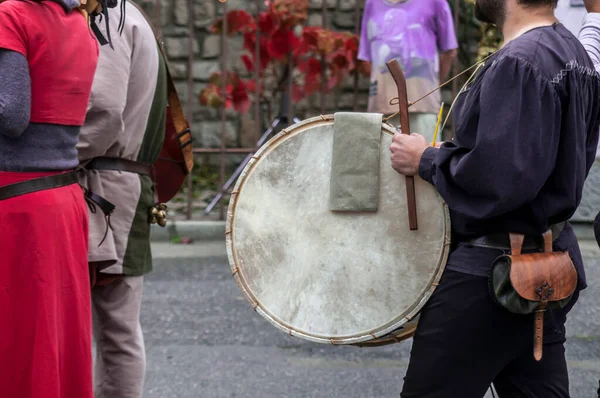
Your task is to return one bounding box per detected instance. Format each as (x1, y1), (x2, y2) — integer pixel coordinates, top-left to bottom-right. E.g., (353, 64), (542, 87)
(85, 157), (152, 176)
(0, 170), (79, 201)
(466, 222), (566, 252)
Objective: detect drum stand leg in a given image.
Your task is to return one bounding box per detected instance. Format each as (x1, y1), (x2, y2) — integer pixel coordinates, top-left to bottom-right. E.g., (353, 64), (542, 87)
(205, 76), (298, 216)
(203, 116), (301, 215)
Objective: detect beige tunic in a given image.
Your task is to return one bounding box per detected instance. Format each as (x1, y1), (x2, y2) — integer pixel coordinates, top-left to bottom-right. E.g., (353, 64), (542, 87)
(78, 1), (166, 275)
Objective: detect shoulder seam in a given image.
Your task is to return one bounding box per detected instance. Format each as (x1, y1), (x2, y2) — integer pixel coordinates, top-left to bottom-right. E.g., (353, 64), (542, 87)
(492, 53), (554, 83)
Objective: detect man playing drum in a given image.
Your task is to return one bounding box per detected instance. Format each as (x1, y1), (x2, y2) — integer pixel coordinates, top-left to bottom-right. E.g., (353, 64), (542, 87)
(578, 1), (600, 396)
(391, 0), (600, 396)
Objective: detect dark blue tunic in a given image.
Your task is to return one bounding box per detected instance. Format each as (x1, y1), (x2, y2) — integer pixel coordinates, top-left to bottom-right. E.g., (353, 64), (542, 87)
(418, 23), (600, 288)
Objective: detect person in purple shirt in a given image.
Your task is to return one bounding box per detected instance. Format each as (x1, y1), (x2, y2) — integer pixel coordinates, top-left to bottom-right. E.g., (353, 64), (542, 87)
(358, 0), (458, 142)
(390, 0), (600, 396)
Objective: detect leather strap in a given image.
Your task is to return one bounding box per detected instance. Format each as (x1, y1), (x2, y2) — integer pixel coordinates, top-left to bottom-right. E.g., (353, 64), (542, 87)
(85, 156), (152, 176)
(534, 307), (545, 361)
(0, 170), (79, 201)
(509, 234), (525, 255)
(467, 222), (565, 252)
(127, 0), (193, 173)
(511, 228), (557, 362)
(510, 228), (556, 256)
(543, 229), (553, 253)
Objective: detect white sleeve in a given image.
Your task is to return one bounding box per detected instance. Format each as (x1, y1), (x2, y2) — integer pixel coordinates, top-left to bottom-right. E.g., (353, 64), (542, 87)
(579, 13), (600, 73)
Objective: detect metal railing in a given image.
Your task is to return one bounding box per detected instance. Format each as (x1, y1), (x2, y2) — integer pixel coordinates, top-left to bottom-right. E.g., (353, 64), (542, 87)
(163, 0), (463, 220)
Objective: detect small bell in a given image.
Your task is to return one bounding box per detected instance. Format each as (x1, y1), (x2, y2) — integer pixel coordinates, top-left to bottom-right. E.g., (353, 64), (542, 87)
(148, 203), (168, 228)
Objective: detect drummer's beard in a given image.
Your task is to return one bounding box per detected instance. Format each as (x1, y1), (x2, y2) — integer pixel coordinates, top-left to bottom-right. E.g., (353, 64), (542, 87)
(474, 0), (506, 26)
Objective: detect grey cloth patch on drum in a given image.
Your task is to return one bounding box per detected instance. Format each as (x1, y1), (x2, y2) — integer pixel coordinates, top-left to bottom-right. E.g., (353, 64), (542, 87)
(329, 112), (383, 212)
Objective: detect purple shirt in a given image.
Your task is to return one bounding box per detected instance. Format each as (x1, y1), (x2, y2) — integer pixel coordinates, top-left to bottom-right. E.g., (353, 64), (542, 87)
(358, 0), (458, 114)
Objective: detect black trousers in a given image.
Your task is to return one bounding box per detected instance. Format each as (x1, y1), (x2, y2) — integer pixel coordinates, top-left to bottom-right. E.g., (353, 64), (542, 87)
(400, 269), (579, 398)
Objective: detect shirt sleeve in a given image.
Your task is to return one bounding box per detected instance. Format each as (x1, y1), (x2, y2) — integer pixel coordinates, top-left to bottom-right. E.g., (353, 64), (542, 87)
(434, 0), (458, 52)
(578, 14), (600, 160)
(357, 0), (371, 62)
(578, 13), (600, 72)
(418, 55), (561, 220)
(0, 49), (31, 138)
(0, 5), (28, 56)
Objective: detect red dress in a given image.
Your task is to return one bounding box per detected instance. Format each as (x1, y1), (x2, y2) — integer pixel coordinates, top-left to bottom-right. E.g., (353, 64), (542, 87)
(0, 2), (99, 397)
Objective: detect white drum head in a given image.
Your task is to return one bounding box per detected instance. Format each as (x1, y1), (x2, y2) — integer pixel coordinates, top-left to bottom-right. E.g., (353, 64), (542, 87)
(227, 115), (450, 344)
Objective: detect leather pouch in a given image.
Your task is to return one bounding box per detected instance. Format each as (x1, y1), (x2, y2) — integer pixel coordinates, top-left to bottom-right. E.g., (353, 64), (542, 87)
(490, 230), (577, 361)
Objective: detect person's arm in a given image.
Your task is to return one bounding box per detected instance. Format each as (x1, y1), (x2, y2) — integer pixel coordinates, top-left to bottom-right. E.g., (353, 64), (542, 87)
(578, 13), (600, 70)
(439, 49), (457, 81)
(579, 3), (600, 161)
(0, 50), (30, 138)
(357, 0), (371, 63)
(0, 8), (30, 138)
(418, 56), (561, 220)
(434, 0), (458, 81)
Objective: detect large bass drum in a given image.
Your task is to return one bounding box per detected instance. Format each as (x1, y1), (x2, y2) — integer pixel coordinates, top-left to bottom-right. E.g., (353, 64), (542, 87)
(226, 115), (450, 346)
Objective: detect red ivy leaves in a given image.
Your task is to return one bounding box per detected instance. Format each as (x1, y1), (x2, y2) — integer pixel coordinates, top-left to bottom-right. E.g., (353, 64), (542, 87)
(200, 2), (370, 114)
(211, 10), (255, 36)
(199, 72), (251, 114)
(267, 28), (300, 61)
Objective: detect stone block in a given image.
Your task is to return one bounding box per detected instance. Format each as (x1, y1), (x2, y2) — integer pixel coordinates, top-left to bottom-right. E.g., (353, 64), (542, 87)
(196, 105), (219, 121)
(206, 153), (247, 168)
(201, 35), (220, 59)
(357, 93), (368, 108)
(193, 60), (220, 81)
(342, 74), (370, 91)
(173, 0), (220, 28)
(338, 92), (362, 110)
(161, 26), (190, 37)
(226, 37), (249, 76)
(168, 61), (188, 79)
(309, 0), (336, 9)
(193, 120), (239, 148)
(195, 1), (216, 29)
(214, 0), (250, 13)
(336, 0), (358, 12)
(133, 0), (170, 26)
(173, 0), (187, 26)
(307, 13), (323, 27)
(174, 81), (189, 103)
(334, 10), (357, 29)
(197, 105), (239, 122)
(310, 11), (334, 29)
(239, 112), (261, 148)
(296, 96), (310, 112)
(164, 36), (199, 60)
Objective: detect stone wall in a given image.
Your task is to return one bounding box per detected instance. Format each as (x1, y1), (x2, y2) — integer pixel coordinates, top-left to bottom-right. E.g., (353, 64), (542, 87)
(134, 0), (459, 154)
(132, 0), (599, 222)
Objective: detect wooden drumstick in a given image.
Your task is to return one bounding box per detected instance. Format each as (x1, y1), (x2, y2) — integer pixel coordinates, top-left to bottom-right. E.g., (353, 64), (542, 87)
(386, 59), (418, 231)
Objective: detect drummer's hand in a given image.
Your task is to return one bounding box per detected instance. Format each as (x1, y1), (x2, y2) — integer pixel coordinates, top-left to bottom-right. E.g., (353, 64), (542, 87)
(390, 132), (429, 176)
(584, 0), (600, 13)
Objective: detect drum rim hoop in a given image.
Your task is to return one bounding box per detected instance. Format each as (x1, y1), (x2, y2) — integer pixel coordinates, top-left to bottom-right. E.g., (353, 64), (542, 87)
(226, 114), (451, 345)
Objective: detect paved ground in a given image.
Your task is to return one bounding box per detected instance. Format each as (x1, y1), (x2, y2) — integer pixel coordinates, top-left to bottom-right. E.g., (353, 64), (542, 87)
(139, 240), (600, 398)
